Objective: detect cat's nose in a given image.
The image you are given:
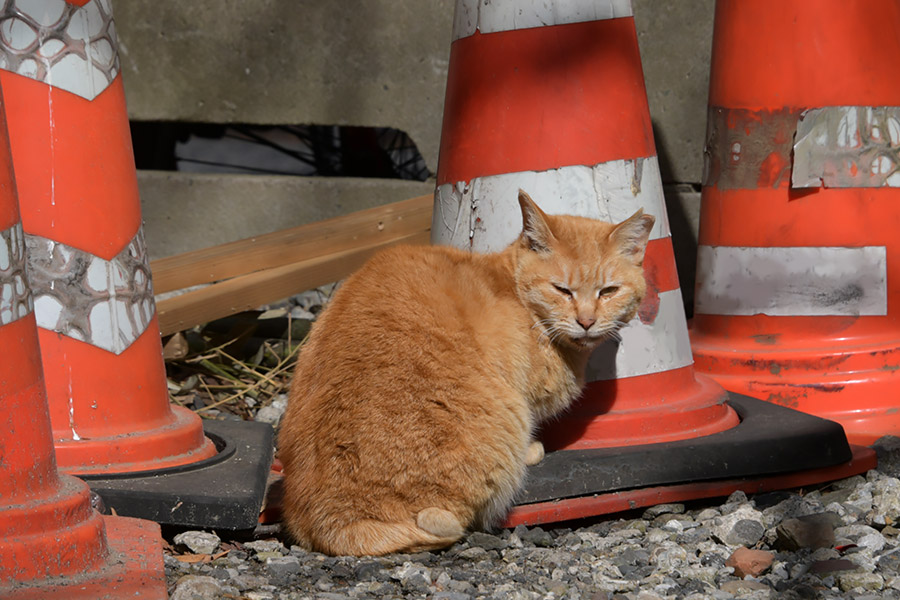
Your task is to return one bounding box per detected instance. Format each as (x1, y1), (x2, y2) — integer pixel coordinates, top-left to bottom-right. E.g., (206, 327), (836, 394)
(576, 317), (595, 330)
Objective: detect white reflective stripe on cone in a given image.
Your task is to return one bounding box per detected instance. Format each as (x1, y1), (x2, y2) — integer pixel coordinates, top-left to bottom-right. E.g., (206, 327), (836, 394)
(433, 157), (670, 253)
(26, 227), (156, 354)
(695, 245), (888, 317)
(587, 288), (694, 381)
(793, 106), (900, 188)
(0, 0), (119, 101)
(0, 222), (32, 326)
(452, 0), (633, 41)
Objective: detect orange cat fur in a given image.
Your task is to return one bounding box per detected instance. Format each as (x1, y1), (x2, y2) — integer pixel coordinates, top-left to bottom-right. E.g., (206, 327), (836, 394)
(278, 191), (654, 556)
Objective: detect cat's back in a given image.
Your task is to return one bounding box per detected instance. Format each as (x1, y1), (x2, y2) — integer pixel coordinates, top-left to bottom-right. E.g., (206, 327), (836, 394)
(283, 242), (531, 435)
(346, 243), (504, 302)
(313, 243), (519, 341)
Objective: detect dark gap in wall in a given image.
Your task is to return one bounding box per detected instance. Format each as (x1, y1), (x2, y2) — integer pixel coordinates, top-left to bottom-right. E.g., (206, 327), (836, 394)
(129, 122), (431, 181)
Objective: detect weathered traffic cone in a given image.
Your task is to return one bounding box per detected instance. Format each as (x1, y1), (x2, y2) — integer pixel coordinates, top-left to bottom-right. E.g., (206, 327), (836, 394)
(434, 0), (870, 525)
(0, 0), (273, 530)
(689, 0), (900, 446)
(0, 79), (166, 600)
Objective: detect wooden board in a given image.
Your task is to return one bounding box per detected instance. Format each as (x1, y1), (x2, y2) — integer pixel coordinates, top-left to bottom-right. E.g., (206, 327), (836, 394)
(150, 194), (434, 294)
(152, 195), (434, 335)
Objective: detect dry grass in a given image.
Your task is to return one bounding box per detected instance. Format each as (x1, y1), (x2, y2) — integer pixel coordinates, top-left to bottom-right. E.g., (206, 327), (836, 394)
(164, 310), (311, 420)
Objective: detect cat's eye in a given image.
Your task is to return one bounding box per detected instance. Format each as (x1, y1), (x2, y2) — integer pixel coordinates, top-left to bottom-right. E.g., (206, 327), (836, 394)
(552, 283), (573, 296)
(598, 285), (620, 298)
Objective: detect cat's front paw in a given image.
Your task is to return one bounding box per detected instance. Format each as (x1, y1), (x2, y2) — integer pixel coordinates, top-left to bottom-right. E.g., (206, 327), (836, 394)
(524, 441), (545, 466)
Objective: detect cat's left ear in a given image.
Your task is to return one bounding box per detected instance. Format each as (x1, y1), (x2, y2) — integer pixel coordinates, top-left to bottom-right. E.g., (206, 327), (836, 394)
(610, 209), (655, 264)
(518, 190), (556, 253)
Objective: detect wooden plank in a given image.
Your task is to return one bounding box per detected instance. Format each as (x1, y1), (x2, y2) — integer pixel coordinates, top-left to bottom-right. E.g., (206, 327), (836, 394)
(156, 230), (430, 336)
(150, 194), (433, 294)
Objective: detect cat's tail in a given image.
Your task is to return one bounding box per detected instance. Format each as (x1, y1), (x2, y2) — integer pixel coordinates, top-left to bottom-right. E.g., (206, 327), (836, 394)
(319, 507), (464, 556)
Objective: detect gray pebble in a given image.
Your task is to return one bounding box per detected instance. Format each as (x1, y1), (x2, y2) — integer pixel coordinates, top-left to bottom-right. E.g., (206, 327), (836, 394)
(643, 503), (686, 519)
(170, 575), (231, 600)
(518, 526), (554, 547)
(255, 395), (288, 426)
(173, 531), (221, 555)
(433, 592), (472, 600)
(265, 555), (301, 578)
(874, 436), (900, 478)
(725, 518), (765, 547)
(776, 512), (840, 550)
(243, 539), (286, 554)
(467, 531), (507, 550)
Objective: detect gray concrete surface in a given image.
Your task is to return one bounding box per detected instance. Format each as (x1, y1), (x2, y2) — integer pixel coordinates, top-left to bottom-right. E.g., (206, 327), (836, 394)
(634, 0), (714, 184)
(114, 0), (454, 172)
(138, 172), (433, 259)
(663, 185), (702, 313)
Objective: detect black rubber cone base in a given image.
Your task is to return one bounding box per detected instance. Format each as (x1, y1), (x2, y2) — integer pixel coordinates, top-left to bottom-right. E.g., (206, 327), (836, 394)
(512, 393), (860, 521)
(81, 419), (274, 530)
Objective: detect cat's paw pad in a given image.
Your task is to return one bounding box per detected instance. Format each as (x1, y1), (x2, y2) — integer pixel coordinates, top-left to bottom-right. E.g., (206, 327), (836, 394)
(416, 507), (464, 538)
(524, 441), (545, 466)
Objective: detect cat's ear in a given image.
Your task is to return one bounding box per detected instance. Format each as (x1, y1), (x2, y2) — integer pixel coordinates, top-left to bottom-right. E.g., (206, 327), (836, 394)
(518, 190), (556, 253)
(610, 209), (655, 264)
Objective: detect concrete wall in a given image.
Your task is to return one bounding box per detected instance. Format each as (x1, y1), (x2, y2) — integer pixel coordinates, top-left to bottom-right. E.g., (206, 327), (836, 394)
(114, 0), (714, 300)
(115, 1), (455, 172)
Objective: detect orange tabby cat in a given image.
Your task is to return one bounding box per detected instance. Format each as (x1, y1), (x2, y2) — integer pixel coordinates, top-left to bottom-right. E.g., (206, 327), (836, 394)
(278, 190), (654, 556)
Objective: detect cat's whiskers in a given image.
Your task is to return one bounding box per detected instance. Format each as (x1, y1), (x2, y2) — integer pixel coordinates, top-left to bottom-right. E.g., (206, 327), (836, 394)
(532, 318), (567, 346)
(545, 324), (569, 345)
(579, 320), (628, 345)
(530, 318), (556, 331)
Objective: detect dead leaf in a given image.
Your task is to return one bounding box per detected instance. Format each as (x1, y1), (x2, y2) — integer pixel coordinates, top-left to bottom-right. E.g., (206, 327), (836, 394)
(175, 554), (211, 564)
(163, 332), (190, 361)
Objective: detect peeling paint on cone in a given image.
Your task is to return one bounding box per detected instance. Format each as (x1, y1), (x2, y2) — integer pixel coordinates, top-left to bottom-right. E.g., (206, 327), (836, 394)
(0, 223), (32, 324)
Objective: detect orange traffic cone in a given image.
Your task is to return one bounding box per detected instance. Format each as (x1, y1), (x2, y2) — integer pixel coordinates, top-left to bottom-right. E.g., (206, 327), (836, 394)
(434, 0), (871, 525)
(0, 0), (273, 529)
(0, 81), (165, 600)
(689, 0), (900, 446)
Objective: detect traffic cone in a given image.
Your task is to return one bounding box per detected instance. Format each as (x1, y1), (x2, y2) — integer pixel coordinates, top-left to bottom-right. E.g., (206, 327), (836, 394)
(689, 0), (900, 446)
(434, 0), (872, 525)
(0, 81), (165, 600)
(0, 0), (272, 529)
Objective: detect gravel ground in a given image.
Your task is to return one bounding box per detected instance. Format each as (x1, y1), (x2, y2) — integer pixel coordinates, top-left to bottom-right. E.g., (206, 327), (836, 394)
(164, 438), (900, 600)
(165, 290), (900, 599)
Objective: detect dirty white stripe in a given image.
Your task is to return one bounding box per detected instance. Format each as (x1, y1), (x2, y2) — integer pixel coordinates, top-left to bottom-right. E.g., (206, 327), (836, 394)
(433, 157), (670, 252)
(0, 0), (119, 100)
(792, 106), (900, 188)
(695, 245), (888, 316)
(452, 0), (633, 41)
(587, 289), (693, 381)
(0, 222), (33, 326)
(27, 227), (156, 354)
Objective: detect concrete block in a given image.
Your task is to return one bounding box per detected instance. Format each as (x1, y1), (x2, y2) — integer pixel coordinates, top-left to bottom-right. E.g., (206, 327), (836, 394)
(634, 0), (715, 185)
(113, 0), (455, 172)
(663, 184), (701, 315)
(138, 171), (433, 259)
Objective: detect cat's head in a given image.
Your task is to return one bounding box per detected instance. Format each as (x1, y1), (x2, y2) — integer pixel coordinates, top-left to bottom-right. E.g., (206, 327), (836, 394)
(513, 190), (655, 351)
